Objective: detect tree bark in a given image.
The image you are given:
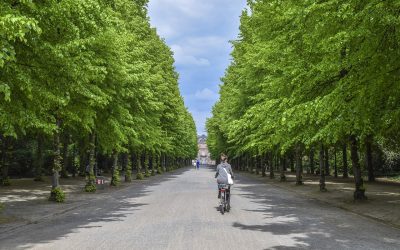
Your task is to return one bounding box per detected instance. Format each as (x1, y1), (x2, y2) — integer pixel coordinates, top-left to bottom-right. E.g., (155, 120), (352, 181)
(334, 146), (338, 178)
(280, 156), (286, 182)
(262, 154), (267, 177)
(342, 144), (349, 178)
(137, 153), (142, 172)
(324, 148), (330, 176)
(365, 135), (375, 182)
(49, 120), (63, 202)
(269, 153), (275, 179)
(246, 154), (250, 172)
(290, 153), (295, 172)
(61, 133), (69, 178)
(350, 136), (367, 200)
(151, 153), (156, 175)
(86, 133), (95, 186)
(310, 147), (315, 175)
(1, 137), (11, 185)
(295, 146), (303, 185)
(163, 154), (167, 172)
(125, 153), (132, 182)
(71, 143), (77, 177)
(51, 130), (61, 189)
(319, 144), (327, 192)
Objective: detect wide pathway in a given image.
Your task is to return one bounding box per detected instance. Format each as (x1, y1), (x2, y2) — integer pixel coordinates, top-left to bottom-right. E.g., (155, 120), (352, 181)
(1, 167), (400, 250)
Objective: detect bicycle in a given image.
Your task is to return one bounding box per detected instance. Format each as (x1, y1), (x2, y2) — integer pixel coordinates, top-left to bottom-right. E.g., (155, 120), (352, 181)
(218, 184), (231, 214)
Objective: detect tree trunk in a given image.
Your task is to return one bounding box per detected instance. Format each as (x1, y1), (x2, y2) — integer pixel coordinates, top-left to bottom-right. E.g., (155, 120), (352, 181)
(334, 146), (338, 178)
(261, 154), (267, 177)
(269, 153), (275, 179)
(295, 146), (303, 185)
(246, 154), (250, 172)
(151, 153), (156, 176)
(144, 153), (150, 176)
(71, 143), (77, 177)
(324, 148), (330, 176)
(342, 144), (349, 178)
(163, 154), (167, 172)
(87, 133), (96, 185)
(61, 133), (69, 178)
(125, 153), (132, 182)
(34, 135), (44, 181)
(350, 136), (367, 200)
(290, 154), (295, 172)
(310, 147), (315, 175)
(280, 156), (286, 182)
(1, 137), (11, 186)
(51, 131), (61, 189)
(366, 135), (375, 182)
(319, 144), (327, 192)
(110, 150), (119, 186)
(136, 152), (143, 178)
(49, 121), (63, 201)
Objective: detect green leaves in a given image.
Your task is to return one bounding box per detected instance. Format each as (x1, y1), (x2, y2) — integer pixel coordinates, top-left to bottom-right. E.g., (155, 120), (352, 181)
(208, 0), (400, 159)
(0, 0), (197, 160)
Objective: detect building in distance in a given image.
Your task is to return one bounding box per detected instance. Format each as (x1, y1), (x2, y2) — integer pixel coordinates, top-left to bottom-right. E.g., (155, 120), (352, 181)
(197, 135), (215, 165)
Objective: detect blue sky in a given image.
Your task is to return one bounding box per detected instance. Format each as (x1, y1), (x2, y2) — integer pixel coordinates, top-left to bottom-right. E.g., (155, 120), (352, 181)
(148, 0), (247, 135)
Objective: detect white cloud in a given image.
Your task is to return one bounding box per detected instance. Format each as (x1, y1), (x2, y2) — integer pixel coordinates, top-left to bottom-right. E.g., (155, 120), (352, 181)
(150, 0), (213, 19)
(194, 88), (219, 101)
(148, 0), (248, 134)
(170, 44), (210, 66)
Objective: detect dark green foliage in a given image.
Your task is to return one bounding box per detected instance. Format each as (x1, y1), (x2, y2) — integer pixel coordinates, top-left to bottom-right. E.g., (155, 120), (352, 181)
(125, 167), (132, 182)
(136, 172), (144, 180)
(110, 168), (120, 187)
(49, 187), (65, 203)
(144, 170), (151, 178)
(84, 184), (96, 193)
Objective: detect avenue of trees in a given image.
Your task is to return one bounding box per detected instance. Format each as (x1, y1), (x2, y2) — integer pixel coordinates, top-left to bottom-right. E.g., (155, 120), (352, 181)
(0, 0), (198, 201)
(207, 0), (400, 200)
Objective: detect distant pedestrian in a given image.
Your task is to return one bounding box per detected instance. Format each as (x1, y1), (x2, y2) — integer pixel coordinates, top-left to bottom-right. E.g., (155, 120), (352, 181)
(196, 159), (200, 170)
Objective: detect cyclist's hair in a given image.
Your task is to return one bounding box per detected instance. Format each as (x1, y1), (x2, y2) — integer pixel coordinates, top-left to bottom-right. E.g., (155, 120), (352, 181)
(220, 153), (228, 162)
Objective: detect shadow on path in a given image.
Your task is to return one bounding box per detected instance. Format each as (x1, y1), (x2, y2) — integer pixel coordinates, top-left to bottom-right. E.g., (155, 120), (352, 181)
(0, 168), (190, 250)
(232, 173), (400, 250)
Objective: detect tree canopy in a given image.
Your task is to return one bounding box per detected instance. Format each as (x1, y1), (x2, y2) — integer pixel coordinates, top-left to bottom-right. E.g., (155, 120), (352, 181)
(207, 0), (400, 200)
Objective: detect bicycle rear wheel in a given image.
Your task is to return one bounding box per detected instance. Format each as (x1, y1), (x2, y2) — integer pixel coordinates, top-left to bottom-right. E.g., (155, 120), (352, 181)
(220, 193), (225, 214)
(226, 191), (231, 212)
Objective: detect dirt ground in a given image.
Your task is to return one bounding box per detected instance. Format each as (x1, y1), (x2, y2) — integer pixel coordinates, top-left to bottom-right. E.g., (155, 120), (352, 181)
(241, 171), (400, 228)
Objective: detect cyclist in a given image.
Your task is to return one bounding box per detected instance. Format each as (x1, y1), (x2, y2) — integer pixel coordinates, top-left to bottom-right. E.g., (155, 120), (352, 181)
(215, 153), (234, 199)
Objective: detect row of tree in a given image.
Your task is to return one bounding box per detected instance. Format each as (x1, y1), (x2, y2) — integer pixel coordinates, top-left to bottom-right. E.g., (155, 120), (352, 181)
(0, 0), (198, 201)
(207, 0), (400, 200)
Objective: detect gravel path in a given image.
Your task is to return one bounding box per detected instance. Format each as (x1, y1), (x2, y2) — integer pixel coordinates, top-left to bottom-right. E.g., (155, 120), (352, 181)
(1, 166), (399, 250)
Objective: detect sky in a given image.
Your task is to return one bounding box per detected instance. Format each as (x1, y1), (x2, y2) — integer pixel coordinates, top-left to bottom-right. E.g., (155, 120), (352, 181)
(148, 0), (247, 135)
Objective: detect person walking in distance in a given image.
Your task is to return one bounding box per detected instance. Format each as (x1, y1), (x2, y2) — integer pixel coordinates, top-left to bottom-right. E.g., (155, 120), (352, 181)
(196, 159), (200, 170)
